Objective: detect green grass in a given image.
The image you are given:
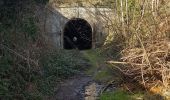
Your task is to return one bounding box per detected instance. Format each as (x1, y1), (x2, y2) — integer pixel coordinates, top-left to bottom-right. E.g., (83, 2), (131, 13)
(100, 91), (132, 100)
(81, 50), (101, 74)
(81, 50), (117, 82)
(100, 91), (166, 100)
(94, 70), (113, 82)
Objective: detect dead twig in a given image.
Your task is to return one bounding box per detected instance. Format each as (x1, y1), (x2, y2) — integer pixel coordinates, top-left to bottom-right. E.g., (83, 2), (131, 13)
(0, 44), (38, 66)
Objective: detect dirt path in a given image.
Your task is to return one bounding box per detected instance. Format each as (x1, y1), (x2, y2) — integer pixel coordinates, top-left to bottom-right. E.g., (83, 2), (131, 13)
(48, 51), (110, 100)
(55, 74), (92, 100)
(50, 74), (103, 100)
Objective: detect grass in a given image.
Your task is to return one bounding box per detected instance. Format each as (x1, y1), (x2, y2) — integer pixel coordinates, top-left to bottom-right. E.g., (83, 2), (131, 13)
(100, 90), (167, 100)
(94, 70), (113, 82)
(81, 50), (101, 74)
(81, 50), (115, 82)
(100, 90), (132, 100)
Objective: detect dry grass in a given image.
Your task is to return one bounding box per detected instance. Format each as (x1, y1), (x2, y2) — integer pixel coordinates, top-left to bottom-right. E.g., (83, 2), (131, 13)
(105, 1), (170, 98)
(121, 39), (170, 89)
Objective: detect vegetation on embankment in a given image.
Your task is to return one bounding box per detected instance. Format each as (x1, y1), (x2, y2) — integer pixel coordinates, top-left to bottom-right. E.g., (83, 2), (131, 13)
(0, 0), (85, 99)
(100, 0), (170, 99)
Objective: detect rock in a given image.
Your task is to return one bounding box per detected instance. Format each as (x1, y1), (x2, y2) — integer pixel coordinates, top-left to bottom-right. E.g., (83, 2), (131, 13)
(84, 82), (103, 100)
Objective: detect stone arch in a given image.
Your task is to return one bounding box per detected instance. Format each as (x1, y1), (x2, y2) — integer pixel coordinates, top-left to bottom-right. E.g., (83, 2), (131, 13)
(63, 18), (92, 50)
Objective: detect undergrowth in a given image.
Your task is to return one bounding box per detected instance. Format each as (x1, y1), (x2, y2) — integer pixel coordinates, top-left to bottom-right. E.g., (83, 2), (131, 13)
(37, 50), (83, 95)
(0, 0), (83, 99)
(104, 0), (170, 99)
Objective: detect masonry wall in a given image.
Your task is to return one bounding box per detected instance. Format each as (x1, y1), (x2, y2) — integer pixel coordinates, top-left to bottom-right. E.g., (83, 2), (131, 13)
(44, 5), (114, 48)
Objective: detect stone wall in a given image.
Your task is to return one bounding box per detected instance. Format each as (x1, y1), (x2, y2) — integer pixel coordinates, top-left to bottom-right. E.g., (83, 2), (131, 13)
(44, 4), (114, 48)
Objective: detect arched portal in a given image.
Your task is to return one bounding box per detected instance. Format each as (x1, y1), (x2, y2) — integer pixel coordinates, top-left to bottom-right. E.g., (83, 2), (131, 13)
(63, 18), (92, 50)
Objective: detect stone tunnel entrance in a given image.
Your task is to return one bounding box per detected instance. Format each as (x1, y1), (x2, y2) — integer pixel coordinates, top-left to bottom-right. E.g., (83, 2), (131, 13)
(63, 18), (92, 50)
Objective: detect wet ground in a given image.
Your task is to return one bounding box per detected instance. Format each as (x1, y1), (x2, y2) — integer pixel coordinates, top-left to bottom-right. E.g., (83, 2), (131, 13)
(51, 74), (104, 100)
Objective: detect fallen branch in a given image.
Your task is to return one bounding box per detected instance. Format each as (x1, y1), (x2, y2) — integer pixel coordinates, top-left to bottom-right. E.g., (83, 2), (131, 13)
(106, 61), (148, 66)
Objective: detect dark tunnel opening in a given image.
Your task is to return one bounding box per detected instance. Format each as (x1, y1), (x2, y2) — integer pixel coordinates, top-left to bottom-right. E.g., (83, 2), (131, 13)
(63, 18), (92, 50)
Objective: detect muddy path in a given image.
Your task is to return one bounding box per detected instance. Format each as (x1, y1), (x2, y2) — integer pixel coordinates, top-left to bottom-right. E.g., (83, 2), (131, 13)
(46, 51), (115, 100)
(48, 73), (103, 100)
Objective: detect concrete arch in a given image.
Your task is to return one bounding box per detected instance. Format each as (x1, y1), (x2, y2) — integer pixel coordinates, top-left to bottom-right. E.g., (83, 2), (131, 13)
(44, 6), (115, 49)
